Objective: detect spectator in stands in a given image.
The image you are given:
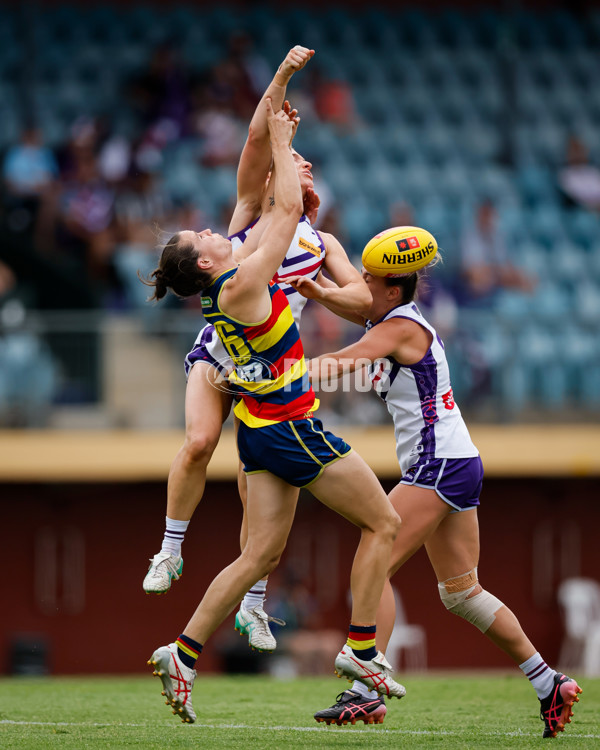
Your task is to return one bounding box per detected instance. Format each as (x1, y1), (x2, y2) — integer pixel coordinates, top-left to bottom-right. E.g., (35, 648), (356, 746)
(53, 140), (119, 304)
(459, 199), (535, 306)
(226, 31), (272, 105)
(2, 127), (58, 238)
(2, 127), (58, 201)
(128, 43), (192, 139)
(310, 68), (361, 132)
(557, 134), (600, 212)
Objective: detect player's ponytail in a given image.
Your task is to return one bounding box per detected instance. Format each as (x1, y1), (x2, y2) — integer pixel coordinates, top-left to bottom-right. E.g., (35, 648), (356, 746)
(141, 233), (211, 301)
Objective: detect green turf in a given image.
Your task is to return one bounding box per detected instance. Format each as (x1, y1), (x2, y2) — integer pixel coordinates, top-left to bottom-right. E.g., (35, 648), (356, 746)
(0, 673), (597, 749)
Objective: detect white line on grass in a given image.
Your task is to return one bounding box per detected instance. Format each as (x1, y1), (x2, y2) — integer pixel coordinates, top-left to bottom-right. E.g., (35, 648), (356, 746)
(1, 720), (599, 739)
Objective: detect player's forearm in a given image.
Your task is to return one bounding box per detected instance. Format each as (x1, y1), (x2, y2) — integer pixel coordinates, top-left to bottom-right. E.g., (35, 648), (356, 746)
(271, 142), (302, 217)
(318, 282), (372, 316)
(308, 353), (359, 382)
(246, 67), (291, 147)
(306, 278), (367, 325)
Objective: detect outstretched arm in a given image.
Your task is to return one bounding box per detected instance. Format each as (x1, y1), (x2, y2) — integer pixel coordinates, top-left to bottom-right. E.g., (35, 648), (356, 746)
(284, 232), (372, 325)
(228, 45), (314, 235)
(308, 317), (424, 383)
(220, 99), (303, 322)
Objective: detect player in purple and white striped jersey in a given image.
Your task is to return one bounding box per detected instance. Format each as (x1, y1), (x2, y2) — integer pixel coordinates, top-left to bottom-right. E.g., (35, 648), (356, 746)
(305, 267), (581, 735)
(143, 47), (372, 654)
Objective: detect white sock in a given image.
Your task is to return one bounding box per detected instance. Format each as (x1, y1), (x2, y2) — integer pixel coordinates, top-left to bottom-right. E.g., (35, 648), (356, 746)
(242, 578), (267, 610)
(519, 652), (557, 699)
(160, 517), (189, 557)
(351, 680), (379, 700)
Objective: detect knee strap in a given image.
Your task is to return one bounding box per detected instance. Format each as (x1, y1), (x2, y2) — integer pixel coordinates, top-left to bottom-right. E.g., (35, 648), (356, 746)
(438, 568), (503, 633)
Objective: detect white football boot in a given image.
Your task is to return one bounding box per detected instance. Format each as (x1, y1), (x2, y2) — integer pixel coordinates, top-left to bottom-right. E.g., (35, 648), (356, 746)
(334, 646), (407, 699)
(143, 551), (183, 594)
(148, 643), (196, 724)
(234, 603), (285, 652)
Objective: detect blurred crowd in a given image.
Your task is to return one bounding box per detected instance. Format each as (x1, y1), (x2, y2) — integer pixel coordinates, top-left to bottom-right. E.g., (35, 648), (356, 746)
(0, 29), (553, 317)
(1, 8), (599, 426)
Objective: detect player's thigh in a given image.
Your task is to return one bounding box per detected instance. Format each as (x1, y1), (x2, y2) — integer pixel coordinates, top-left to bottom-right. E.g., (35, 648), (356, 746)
(233, 416), (248, 506)
(387, 482), (451, 576)
(424, 507), (481, 581)
(184, 363), (232, 446)
(244, 471), (299, 560)
(310, 451), (396, 531)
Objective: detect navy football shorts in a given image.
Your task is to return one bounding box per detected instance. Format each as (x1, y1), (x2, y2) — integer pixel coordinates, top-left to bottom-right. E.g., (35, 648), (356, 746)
(237, 417), (352, 488)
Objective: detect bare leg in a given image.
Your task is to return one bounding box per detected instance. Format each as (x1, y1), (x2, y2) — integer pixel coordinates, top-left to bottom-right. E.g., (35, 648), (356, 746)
(183, 472), (298, 643)
(309, 452), (400, 625)
(425, 508), (536, 664)
(376, 483), (451, 652)
(166, 364), (232, 521)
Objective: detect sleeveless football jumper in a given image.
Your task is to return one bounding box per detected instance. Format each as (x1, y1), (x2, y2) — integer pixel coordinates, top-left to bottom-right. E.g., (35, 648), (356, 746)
(203, 267), (350, 487)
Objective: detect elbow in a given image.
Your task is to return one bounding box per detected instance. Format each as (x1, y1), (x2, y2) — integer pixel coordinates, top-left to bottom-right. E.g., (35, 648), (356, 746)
(355, 286), (373, 314)
(246, 123), (264, 147)
(280, 195), (304, 219)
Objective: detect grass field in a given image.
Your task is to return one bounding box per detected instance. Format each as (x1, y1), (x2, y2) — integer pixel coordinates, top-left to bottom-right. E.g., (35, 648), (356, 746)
(1, 672), (598, 749)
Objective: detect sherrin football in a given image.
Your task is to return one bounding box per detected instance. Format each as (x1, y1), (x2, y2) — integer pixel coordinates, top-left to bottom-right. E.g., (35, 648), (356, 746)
(362, 226), (438, 276)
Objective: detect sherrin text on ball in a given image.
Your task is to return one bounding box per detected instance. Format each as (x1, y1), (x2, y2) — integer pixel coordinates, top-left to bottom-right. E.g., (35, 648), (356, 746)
(362, 225), (438, 276)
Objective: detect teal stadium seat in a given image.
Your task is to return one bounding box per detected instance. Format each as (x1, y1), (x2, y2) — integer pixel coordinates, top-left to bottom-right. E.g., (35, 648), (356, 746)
(529, 280), (572, 325)
(516, 166), (559, 208)
(564, 210), (599, 252)
(516, 324), (568, 409)
(558, 324), (600, 407)
(527, 204), (567, 249)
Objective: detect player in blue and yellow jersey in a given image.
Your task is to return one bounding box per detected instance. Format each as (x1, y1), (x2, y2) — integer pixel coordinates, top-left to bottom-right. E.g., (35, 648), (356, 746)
(146, 98), (405, 725)
(142, 46), (372, 656)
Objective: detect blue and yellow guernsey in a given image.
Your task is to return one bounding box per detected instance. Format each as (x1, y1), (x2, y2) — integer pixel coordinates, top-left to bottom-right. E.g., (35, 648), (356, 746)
(201, 267), (317, 428)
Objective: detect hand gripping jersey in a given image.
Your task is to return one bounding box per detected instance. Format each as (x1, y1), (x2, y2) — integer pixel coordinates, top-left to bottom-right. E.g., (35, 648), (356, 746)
(367, 303), (478, 475)
(185, 216), (326, 377)
(201, 267), (317, 428)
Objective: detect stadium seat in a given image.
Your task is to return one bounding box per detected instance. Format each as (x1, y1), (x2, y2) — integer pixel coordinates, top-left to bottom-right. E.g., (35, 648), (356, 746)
(516, 323), (568, 408)
(516, 166), (559, 208)
(494, 290), (532, 325)
(573, 279), (600, 327)
(0, 332), (58, 427)
(558, 578), (600, 677)
(527, 204), (567, 249)
(564, 209), (599, 251)
(385, 587), (427, 672)
(529, 280), (572, 325)
(557, 324), (600, 404)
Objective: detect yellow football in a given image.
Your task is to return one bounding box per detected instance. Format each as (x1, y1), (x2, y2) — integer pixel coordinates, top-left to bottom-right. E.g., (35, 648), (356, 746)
(362, 225), (438, 276)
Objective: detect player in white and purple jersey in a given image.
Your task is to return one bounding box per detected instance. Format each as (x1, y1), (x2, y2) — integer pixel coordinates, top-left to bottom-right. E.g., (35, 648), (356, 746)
(143, 47), (372, 654)
(184, 210), (328, 378)
(302, 266), (581, 735)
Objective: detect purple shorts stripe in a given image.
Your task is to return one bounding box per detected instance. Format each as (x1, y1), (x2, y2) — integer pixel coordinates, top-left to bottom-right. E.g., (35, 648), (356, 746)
(400, 456), (483, 511)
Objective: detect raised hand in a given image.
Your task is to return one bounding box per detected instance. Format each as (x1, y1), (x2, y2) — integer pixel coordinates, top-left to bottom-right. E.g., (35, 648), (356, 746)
(303, 187), (321, 225)
(266, 97), (297, 149)
(283, 100), (300, 142)
(279, 274), (324, 300)
(277, 45), (315, 83)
